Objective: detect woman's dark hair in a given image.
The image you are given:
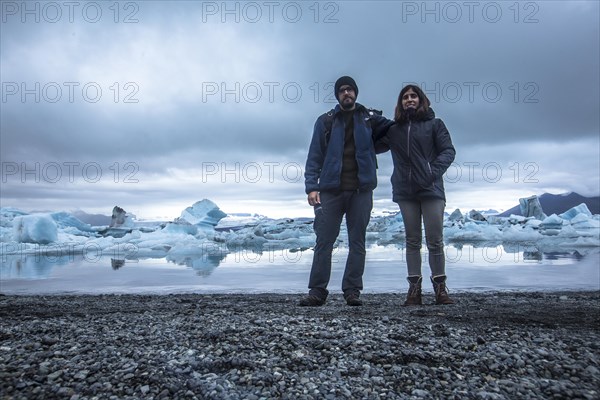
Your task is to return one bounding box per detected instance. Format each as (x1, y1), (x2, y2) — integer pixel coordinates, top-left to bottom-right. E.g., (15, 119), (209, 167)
(394, 84), (431, 123)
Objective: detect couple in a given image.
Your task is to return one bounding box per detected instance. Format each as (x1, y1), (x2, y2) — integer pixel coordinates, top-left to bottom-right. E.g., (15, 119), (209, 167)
(300, 76), (456, 307)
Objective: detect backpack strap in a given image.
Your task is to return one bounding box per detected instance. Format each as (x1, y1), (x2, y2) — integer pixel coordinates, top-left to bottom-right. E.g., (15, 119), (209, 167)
(322, 109), (335, 145)
(322, 107), (382, 145)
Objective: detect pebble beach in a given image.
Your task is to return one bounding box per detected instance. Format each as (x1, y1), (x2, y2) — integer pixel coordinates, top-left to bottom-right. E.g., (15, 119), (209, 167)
(1, 291), (599, 399)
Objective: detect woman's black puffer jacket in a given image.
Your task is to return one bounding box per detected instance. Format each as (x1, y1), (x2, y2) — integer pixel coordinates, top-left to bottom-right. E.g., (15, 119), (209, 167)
(377, 108), (456, 202)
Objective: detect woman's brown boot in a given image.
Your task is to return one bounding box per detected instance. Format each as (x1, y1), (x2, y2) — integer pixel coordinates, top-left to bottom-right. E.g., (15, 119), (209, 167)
(404, 276), (422, 306)
(431, 275), (454, 305)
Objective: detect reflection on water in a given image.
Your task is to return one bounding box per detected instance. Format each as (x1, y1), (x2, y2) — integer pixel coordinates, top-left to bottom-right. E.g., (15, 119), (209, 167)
(1, 253), (77, 279)
(165, 250), (227, 276)
(1, 243), (598, 294)
(543, 251), (585, 261)
(111, 259), (125, 270)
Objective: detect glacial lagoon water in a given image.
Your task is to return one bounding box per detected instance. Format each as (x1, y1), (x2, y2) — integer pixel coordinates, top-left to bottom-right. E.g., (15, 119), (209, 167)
(1, 243), (598, 295)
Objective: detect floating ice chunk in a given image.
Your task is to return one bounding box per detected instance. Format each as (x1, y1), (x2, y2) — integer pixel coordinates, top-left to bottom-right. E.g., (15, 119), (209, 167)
(162, 223), (199, 236)
(444, 222), (502, 242)
(13, 214), (58, 244)
(507, 214), (528, 224)
(559, 203), (593, 220)
(448, 209), (463, 222)
(570, 236), (600, 247)
(264, 228), (301, 240)
(571, 213), (590, 224)
(502, 225), (541, 241)
(468, 210), (487, 222)
(225, 231), (269, 250)
(570, 213), (600, 229)
(485, 215), (505, 225)
(1, 207), (28, 223)
(177, 199), (227, 228)
(216, 213), (266, 231)
(539, 214), (564, 236)
(541, 214), (563, 227)
(368, 213), (404, 233)
(557, 225), (581, 238)
(94, 206), (136, 238)
(541, 229), (561, 236)
(109, 206), (135, 228)
(519, 195), (547, 220)
(50, 211), (94, 233)
(524, 219), (542, 229)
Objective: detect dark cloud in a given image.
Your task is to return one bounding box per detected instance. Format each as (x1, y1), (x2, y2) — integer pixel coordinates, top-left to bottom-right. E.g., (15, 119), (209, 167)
(1, 1), (598, 218)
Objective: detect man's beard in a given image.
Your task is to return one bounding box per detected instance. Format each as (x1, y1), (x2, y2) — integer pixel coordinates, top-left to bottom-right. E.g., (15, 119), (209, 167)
(340, 97), (355, 110)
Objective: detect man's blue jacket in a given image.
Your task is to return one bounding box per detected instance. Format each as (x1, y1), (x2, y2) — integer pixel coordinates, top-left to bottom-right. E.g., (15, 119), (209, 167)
(304, 103), (393, 194)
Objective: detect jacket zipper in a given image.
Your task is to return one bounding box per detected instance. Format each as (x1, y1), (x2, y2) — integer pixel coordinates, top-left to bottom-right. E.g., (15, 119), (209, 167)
(407, 120), (412, 184)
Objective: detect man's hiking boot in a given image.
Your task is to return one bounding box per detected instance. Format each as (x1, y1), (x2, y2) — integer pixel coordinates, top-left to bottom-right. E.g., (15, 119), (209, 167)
(404, 275), (422, 306)
(298, 295), (326, 307)
(344, 292), (363, 307)
(431, 275), (455, 305)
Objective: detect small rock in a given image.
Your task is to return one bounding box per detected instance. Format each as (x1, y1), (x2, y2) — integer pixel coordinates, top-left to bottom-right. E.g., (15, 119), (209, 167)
(41, 337), (58, 346)
(412, 389), (429, 397)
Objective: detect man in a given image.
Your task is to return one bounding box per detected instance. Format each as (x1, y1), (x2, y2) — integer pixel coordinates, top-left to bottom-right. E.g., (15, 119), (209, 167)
(300, 76), (393, 307)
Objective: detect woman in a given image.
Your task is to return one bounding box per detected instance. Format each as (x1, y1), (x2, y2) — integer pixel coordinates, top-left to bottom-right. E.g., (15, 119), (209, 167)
(377, 85), (456, 305)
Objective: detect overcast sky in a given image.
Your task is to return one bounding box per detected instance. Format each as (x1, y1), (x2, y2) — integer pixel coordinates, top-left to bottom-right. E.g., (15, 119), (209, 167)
(1, 0), (599, 220)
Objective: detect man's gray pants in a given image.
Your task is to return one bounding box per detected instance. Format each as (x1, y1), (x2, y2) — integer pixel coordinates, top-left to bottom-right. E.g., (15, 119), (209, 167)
(308, 190), (373, 299)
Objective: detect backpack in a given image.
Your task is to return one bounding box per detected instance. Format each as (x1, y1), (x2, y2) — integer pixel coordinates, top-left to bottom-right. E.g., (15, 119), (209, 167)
(322, 107), (383, 145)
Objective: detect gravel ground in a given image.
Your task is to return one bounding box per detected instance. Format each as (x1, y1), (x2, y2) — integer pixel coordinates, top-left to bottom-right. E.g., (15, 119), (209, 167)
(0, 291), (599, 400)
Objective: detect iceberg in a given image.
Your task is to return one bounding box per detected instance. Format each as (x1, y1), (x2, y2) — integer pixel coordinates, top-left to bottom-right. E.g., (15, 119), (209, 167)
(50, 211), (95, 236)
(176, 199), (227, 229)
(444, 222), (503, 242)
(559, 203), (593, 220)
(109, 206), (135, 228)
(539, 214), (563, 236)
(1, 194), (598, 265)
(570, 213), (600, 230)
(519, 195), (547, 220)
(221, 218), (316, 251)
(502, 224), (541, 241)
(448, 209), (464, 222)
(12, 214), (58, 244)
(468, 210), (487, 222)
(96, 206), (136, 238)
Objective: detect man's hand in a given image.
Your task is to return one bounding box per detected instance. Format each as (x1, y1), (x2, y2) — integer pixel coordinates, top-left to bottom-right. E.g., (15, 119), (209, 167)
(307, 191), (321, 206)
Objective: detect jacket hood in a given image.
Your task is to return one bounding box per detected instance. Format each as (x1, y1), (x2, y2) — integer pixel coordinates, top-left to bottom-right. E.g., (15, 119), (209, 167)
(402, 106), (436, 123)
(410, 107), (435, 121)
(424, 107), (436, 120)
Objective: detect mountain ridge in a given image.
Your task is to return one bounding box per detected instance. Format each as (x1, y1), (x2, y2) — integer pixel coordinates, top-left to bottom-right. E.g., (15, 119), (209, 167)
(498, 192), (600, 217)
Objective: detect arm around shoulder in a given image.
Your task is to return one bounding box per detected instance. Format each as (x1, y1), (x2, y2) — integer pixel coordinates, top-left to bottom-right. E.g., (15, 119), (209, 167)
(370, 114), (394, 154)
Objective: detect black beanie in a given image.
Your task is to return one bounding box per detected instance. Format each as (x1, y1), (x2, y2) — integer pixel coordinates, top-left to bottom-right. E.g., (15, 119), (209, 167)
(334, 76), (358, 101)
